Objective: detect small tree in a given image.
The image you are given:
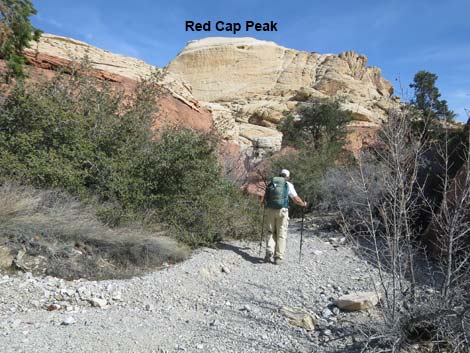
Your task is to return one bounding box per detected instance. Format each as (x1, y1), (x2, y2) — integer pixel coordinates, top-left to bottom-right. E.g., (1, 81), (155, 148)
(0, 0), (42, 81)
(410, 71), (456, 142)
(279, 100), (353, 150)
(272, 101), (353, 209)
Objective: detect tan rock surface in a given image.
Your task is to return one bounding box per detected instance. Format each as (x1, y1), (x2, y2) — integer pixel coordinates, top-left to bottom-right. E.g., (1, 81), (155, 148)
(203, 102), (238, 139)
(239, 123), (283, 157)
(25, 34), (202, 113)
(22, 34), (401, 160)
(27, 34), (156, 80)
(345, 121), (381, 152)
(167, 37), (399, 126)
(335, 291), (381, 311)
(280, 306), (316, 331)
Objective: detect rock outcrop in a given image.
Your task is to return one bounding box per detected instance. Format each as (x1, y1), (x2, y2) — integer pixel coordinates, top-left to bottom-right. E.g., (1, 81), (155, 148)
(17, 34), (214, 134)
(25, 34), (202, 113)
(167, 37), (401, 154)
(13, 34), (400, 166)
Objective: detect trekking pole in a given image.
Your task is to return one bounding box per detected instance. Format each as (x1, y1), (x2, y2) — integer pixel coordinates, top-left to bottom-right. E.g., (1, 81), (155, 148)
(299, 200), (306, 264)
(258, 203), (266, 256)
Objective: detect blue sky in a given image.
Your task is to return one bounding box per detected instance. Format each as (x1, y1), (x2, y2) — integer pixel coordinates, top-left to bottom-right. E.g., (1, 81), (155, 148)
(32, 0), (469, 121)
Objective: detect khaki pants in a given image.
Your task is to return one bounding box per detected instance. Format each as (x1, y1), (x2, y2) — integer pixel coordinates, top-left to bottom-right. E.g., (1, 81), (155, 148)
(265, 207), (289, 260)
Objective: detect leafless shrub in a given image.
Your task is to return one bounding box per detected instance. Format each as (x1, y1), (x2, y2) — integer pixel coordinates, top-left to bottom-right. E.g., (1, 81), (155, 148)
(0, 183), (189, 280)
(336, 108), (470, 351)
(318, 156), (386, 218)
(419, 124), (470, 350)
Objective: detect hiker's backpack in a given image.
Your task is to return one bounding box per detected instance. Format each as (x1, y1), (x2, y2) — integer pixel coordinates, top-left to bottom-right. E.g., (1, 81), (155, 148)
(265, 176), (289, 209)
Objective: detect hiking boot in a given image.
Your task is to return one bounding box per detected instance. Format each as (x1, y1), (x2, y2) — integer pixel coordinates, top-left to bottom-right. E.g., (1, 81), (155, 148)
(274, 258), (284, 265)
(264, 253), (273, 263)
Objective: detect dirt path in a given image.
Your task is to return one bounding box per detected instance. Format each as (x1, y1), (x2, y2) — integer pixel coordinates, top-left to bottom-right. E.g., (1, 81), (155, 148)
(0, 218), (379, 353)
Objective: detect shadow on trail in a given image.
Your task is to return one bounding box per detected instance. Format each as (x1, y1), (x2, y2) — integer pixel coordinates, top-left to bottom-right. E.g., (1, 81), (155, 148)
(217, 242), (265, 265)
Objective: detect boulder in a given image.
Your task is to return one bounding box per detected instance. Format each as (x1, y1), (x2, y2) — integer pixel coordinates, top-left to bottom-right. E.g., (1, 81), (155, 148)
(335, 291), (380, 311)
(61, 317), (75, 326)
(239, 124), (282, 147)
(280, 306), (315, 331)
(12, 250), (30, 272)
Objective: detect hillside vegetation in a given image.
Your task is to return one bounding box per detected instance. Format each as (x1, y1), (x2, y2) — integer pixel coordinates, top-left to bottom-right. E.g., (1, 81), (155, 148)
(0, 65), (261, 278)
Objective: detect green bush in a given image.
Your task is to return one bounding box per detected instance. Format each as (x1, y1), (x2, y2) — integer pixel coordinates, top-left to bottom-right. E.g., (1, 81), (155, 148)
(278, 100), (352, 150)
(161, 184), (261, 247)
(268, 144), (345, 211)
(269, 101), (353, 212)
(0, 67), (260, 247)
(0, 68), (158, 198)
(0, 0), (42, 80)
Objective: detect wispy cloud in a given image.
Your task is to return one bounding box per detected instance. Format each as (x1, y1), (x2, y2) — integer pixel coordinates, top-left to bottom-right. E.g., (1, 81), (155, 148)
(38, 4), (143, 60)
(396, 44), (470, 65)
(449, 90), (470, 99)
(36, 14), (63, 29)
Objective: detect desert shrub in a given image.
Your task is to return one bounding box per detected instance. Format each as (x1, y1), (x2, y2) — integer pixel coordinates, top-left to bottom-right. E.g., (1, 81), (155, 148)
(162, 186), (261, 247)
(338, 109), (470, 352)
(0, 183), (189, 280)
(0, 66), (260, 247)
(268, 144), (340, 209)
(268, 101), (353, 213)
(133, 127), (261, 247)
(0, 67), (159, 199)
(318, 155), (386, 217)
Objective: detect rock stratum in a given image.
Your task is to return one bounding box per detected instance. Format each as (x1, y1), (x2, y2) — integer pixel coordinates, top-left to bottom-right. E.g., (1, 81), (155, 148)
(167, 37), (400, 154)
(22, 34), (212, 132)
(15, 34), (400, 164)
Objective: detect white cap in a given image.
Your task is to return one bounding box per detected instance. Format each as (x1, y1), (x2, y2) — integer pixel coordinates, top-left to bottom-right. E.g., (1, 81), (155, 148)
(280, 169), (290, 178)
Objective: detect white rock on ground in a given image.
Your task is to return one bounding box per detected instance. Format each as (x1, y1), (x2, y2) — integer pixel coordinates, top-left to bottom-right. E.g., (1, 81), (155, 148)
(335, 291), (381, 312)
(89, 298), (107, 309)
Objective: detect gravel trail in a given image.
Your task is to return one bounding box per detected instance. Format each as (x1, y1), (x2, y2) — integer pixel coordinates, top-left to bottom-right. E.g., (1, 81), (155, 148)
(0, 217), (379, 353)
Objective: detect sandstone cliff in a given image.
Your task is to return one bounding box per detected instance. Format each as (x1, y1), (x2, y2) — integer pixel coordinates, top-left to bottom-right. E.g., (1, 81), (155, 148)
(24, 34), (206, 118)
(17, 34), (220, 142)
(20, 34), (400, 160)
(167, 37), (401, 154)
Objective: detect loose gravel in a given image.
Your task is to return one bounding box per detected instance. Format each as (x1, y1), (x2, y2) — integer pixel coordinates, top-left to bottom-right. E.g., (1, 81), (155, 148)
(0, 217), (382, 353)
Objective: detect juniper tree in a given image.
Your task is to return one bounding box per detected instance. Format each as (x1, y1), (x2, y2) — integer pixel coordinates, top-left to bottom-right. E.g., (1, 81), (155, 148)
(410, 71), (456, 141)
(0, 0), (41, 81)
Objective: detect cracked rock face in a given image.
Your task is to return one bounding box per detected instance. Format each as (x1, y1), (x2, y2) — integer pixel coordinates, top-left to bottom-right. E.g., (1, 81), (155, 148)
(23, 34), (401, 159)
(25, 34), (203, 114)
(167, 37), (401, 154)
(167, 37), (393, 104)
(166, 37), (398, 112)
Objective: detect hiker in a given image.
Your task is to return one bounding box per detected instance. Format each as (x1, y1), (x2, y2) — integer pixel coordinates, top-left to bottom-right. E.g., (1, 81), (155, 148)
(263, 169), (307, 264)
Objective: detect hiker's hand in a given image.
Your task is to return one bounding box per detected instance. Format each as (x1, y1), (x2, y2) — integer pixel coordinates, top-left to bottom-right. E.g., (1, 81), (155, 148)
(303, 201), (308, 208)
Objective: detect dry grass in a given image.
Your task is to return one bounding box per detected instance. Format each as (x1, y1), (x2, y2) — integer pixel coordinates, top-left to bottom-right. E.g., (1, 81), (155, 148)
(0, 183), (189, 280)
